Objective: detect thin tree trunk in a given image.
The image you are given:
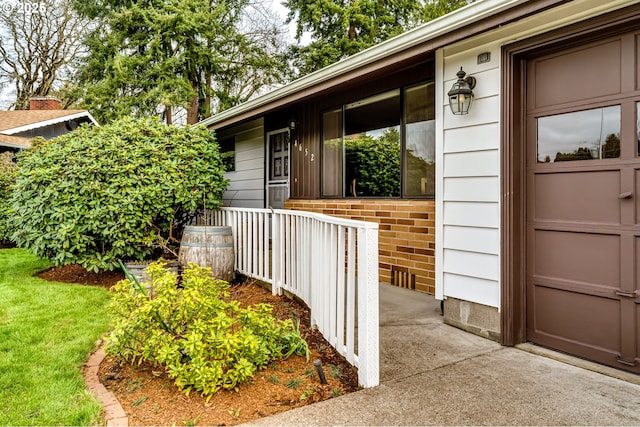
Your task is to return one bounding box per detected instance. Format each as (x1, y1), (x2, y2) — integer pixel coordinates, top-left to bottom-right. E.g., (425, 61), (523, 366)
(187, 96), (199, 124)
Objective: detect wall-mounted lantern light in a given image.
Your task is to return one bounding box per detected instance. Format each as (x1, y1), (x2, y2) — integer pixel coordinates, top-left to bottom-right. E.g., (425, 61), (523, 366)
(447, 67), (476, 115)
(288, 118), (298, 131)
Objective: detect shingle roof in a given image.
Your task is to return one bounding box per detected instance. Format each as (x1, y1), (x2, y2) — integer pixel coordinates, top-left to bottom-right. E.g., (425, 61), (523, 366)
(0, 110), (96, 133)
(0, 133), (31, 148)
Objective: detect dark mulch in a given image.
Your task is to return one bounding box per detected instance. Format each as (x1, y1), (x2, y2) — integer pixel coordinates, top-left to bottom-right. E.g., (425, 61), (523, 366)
(38, 264), (125, 288)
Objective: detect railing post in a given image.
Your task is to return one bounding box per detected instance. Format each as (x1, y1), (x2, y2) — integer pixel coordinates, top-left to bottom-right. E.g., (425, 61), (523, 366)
(357, 225), (379, 387)
(272, 210), (283, 295)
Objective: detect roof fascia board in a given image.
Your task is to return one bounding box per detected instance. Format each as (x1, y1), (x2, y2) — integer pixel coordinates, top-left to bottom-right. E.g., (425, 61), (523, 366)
(0, 141), (28, 148)
(2, 111), (99, 135)
(198, 0), (531, 129)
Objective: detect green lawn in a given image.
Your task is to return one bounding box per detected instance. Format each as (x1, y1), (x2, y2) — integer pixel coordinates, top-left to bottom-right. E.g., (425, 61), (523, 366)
(0, 249), (112, 426)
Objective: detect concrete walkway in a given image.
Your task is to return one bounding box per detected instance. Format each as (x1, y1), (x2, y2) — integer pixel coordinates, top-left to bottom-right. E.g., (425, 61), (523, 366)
(245, 284), (640, 426)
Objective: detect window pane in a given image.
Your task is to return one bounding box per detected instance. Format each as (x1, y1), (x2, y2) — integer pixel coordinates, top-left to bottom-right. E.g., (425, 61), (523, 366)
(537, 106), (620, 163)
(404, 82), (435, 197)
(219, 137), (235, 172)
(322, 109), (343, 197)
(344, 90), (401, 197)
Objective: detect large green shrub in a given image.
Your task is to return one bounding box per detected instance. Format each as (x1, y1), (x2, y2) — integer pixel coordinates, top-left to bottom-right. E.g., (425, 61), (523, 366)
(0, 152), (17, 243)
(107, 262), (309, 397)
(10, 117), (228, 271)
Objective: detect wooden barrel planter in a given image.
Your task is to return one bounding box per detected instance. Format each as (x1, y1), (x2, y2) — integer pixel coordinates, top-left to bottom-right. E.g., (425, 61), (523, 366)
(178, 225), (235, 282)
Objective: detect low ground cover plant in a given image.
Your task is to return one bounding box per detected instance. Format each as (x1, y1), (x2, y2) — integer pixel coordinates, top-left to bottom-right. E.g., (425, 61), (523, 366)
(10, 117), (228, 271)
(106, 261), (309, 398)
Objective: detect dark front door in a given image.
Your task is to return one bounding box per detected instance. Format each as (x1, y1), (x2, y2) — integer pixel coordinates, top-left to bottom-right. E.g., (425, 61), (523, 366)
(266, 129), (290, 209)
(526, 30), (640, 372)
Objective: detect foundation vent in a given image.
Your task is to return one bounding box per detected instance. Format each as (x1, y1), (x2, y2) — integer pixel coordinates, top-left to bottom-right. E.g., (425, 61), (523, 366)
(391, 266), (415, 290)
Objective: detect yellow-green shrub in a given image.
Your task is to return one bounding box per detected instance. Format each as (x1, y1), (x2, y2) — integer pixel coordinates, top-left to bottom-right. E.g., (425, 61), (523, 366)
(106, 262), (309, 398)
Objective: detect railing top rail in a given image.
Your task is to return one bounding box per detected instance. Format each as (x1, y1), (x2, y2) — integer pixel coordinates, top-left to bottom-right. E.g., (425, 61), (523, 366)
(216, 207), (379, 230)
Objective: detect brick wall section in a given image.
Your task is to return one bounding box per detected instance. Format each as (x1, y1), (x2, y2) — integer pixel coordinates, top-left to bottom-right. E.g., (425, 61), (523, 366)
(284, 199), (436, 294)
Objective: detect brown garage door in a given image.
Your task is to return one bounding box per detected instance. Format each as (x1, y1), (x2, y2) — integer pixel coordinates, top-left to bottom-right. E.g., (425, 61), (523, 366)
(526, 30), (640, 373)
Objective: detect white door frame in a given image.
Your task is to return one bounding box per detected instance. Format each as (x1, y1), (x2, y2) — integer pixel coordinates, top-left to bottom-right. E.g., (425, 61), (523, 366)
(266, 128), (290, 209)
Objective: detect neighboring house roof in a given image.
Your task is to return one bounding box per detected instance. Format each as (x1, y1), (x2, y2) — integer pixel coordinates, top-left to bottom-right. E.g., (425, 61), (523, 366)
(0, 110), (98, 134)
(0, 133), (31, 149)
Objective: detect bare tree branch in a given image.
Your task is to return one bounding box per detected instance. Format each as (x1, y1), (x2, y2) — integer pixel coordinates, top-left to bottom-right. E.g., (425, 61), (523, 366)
(0, 0), (93, 109)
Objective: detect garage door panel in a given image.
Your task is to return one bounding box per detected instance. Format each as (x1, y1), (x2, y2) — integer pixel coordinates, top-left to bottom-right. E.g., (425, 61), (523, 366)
(635, 169), (640, 225)
(637, 304), (640, 359)
(636, 34), (640, 91)
(533, 40), (621, 108)
(530, 286), (621, 351)
(534, 171), (620, 224)
(534, 230), (620, 289)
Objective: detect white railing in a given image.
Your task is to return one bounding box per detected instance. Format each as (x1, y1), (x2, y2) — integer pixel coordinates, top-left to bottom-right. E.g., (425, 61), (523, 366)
(200, 207), (379, 388)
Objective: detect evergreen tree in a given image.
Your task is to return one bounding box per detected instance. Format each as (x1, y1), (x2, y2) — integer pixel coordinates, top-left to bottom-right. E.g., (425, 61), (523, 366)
(286, 0), (472, 75)
(72, 0), (290, 124)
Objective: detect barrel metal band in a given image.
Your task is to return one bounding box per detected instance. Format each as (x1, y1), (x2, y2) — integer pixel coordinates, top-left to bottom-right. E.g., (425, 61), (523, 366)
(183, 225), (231, 235)
(181, 242), (234, 248)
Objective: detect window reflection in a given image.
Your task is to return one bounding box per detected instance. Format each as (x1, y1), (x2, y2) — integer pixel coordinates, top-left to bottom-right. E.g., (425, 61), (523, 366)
(322, 109), (343, 198)
(344, 91), (401, 197)
(320, 82), (435, 198)
(537, 106), (620, 163)
(404, 83), (435, 197)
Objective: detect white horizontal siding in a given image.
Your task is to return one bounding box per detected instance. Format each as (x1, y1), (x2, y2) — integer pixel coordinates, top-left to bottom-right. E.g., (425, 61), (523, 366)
(226, 179), (264, 191)
(443, 249), (499, 281)
(222, 191), (264, 208)
(217, 118), (265, 209)
(443, 201), (499, 228)
(235, 157), (264, 171)
(443, 225), (499, 255)
(436, 41), (501, 308)
(443, 273), (500, 308)
(443, 177), (500, 202)
(443, 150), (499, 177)
(444, 123), (500, 153)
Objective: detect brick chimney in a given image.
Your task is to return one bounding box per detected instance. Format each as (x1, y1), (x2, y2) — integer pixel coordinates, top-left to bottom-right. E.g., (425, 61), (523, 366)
(29, 97), (62, 110)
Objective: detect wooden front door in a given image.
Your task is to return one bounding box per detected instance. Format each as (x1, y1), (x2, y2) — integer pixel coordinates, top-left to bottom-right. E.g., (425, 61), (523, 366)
(526, 30), (640, 372)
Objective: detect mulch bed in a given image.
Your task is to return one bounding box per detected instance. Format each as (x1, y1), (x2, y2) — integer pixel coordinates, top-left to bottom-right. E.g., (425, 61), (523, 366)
(36, 263), (360, 426)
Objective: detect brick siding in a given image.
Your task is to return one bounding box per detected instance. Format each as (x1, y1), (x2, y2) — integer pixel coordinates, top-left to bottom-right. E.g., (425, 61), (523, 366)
(284, 199), (436, 294)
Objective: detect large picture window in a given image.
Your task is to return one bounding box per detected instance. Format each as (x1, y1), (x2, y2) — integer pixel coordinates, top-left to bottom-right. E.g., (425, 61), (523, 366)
(321, 81), (435, 198)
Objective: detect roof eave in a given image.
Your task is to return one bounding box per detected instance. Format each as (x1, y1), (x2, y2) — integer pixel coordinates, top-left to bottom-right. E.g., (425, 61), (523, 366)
(0, 141), (29, 149)
(197, 0), (528, 129)
(1, 111), (99, 135)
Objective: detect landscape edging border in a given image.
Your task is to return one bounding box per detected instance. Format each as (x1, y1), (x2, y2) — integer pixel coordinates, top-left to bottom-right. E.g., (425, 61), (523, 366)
(83, 344), (128, 427)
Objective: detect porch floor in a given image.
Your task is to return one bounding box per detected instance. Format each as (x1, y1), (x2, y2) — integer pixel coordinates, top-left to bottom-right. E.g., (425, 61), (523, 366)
(246, 283), (640, 425)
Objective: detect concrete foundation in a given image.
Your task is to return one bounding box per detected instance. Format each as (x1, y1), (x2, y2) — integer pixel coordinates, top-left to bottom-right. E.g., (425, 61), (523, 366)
(443, 297), (500, 342)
